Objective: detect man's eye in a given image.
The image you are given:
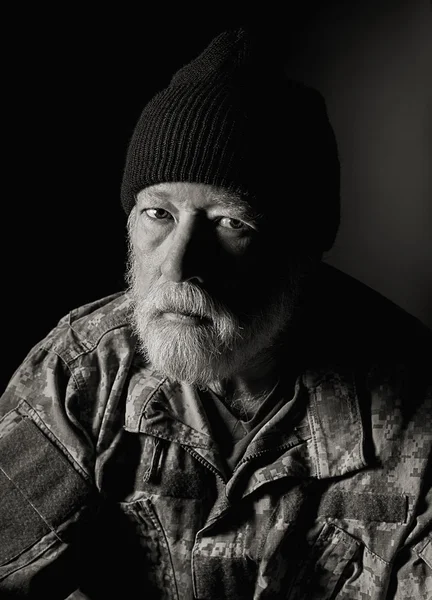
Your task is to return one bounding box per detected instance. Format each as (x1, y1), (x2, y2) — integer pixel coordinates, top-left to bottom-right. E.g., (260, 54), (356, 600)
(144, 208), (172, 220)
(218, 217), (247, 230)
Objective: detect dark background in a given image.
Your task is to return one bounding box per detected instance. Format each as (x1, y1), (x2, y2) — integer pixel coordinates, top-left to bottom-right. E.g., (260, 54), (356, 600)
(3, 1), (431, 390)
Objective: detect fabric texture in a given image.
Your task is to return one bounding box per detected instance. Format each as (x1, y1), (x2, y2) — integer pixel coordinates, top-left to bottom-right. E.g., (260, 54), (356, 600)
(0, 417), (91, 564)
(120, 27), (340, 252)
(0, 264), (431, 599)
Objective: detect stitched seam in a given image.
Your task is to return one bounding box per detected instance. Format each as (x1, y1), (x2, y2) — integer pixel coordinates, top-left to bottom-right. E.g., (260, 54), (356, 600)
(41, 318), (133, 365)
(306, 388), (322, 478)
(52, 348), (98, 457)
(0, 407), (21, 425)
(137, 378), (173, 432)
(18, 399), (92, 483)
(350, 371), (367, 468)
(140, 429), (209, 449)
(17, 347), (95, 481)
(284, 521), (328, 597)
(417, 535), (432, 555)
(0, 465), (61, 543)
(258, 502), (289, 558)
(0, 532), (59, 578)
(68, 321), (132, 358)
(0, 533), (52, 569)
(3, 413), (93, 523)
(363, 544), (391, 565)
(329, 522), (392, 565)
(143, 499), (180, 600)
(94, 340), (138, 454)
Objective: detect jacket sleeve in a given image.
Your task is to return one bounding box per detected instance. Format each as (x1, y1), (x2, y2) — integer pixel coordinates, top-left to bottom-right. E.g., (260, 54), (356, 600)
(387, 369), (432, 599)
(0, 341), (98, 599)
(390, 489), (432, 599)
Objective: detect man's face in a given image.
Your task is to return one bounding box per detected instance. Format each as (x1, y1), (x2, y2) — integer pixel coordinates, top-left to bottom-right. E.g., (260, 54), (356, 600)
(127, 182), (311, 385)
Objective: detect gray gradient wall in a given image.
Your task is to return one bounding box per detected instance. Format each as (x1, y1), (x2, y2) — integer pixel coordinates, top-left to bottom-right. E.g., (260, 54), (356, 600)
(283, 0), (432, 329)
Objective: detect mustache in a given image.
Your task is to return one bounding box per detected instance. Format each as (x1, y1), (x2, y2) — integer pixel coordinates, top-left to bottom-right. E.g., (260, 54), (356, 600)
(145, 281), (236, 322)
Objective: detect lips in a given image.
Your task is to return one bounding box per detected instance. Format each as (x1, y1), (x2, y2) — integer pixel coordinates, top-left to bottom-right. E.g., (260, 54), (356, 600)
(162, 311), (204, 323)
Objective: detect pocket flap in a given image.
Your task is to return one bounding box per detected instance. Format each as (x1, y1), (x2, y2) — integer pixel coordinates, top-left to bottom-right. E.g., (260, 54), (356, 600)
(0, 414), (91, 564)
(416, 536), (432, 570)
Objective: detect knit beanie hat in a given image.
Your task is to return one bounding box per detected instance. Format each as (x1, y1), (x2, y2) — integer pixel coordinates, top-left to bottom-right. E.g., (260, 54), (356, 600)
(121, 27), (340, 252)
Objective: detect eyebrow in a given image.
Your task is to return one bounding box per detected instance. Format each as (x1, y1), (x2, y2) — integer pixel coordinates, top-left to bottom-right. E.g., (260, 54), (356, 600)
(212, 194), (261, 222)
(138, 188), (261, 222)
(143, 190), (171, 200)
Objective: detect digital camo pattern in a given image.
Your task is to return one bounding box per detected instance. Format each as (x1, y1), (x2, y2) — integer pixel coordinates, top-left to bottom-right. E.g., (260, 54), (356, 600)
(0, 289), (431, 599)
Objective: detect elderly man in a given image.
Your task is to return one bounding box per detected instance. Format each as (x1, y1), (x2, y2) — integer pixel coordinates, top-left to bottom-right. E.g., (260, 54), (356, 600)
(0, 28), (431, 600)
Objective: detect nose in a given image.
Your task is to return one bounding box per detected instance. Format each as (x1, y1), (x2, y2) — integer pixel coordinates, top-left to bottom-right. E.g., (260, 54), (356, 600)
(160, 218), (205, 284)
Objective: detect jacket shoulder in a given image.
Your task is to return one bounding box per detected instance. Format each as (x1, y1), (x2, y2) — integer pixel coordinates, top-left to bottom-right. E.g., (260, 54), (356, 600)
(36, 291), (135, 364)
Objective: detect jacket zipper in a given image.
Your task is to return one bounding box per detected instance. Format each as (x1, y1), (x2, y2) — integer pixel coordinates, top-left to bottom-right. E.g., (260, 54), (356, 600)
(143, 437), (166, 483)
(183, 438), (302, 482)
(181, 445), (227, 483)
(232, 438), (303, 474)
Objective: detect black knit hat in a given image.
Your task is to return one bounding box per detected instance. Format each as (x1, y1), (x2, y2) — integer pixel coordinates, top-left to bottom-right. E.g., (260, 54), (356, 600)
(121, 27), (340, 252)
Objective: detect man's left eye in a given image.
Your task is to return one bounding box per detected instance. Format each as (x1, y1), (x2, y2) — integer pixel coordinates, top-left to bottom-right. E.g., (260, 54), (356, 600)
(144, 208), (172, 220)
(218, 217), (247, 230)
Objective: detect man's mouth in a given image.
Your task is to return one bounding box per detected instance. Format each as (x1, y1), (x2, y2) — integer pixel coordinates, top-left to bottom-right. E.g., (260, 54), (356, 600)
(160, 310), (209, 324)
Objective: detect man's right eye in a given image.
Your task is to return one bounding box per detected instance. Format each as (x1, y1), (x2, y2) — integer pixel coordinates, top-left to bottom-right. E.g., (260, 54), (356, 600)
(143, 208), (172, 220)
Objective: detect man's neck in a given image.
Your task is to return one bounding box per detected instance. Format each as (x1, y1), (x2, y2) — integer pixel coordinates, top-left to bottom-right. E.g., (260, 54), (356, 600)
(205, 352), (283, 421)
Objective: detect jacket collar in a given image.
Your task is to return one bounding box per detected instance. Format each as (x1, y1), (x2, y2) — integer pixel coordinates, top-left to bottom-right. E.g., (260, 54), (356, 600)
(124, 360), (368, 485)
(303, 366), (367, 478)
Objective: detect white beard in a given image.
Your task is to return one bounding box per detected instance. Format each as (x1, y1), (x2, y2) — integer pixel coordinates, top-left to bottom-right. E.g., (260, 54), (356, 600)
(126, 250), (306, 386)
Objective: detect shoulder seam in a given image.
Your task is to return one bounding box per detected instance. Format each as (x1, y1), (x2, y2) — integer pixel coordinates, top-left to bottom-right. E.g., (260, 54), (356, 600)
(68, 320), (132, 361)
(39, 320), (132, 366)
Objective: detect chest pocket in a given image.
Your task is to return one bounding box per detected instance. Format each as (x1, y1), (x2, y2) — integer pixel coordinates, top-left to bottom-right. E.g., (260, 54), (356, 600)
(109, 435), (216, 600)
(286, 522), (361, 599)
(119, 497), (179, 600)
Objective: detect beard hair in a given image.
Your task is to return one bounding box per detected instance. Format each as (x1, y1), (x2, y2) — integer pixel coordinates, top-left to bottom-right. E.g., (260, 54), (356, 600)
(126, 232), (309, 386)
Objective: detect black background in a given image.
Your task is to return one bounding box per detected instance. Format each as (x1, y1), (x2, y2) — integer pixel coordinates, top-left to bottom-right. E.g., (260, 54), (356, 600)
(3, 2), (431, 390)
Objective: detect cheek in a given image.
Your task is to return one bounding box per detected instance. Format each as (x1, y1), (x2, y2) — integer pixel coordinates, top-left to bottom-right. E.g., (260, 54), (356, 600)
(228, 239), (275, 282)
(135, 252), (162, 288)
(212, 246), (276, 306)
(215, 236), (260, 273)
(133, 217), (172, 261)
(131, 240), (165, 293)
(134, 218), (168, 254)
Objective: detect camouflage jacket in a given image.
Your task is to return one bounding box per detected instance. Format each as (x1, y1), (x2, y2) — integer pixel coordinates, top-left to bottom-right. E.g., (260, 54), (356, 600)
(1, 266), (431, 599)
